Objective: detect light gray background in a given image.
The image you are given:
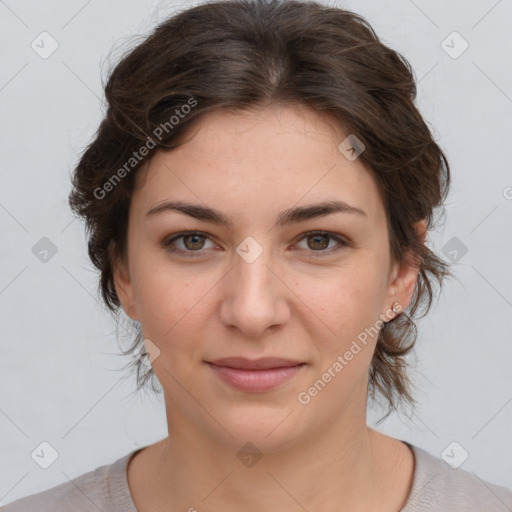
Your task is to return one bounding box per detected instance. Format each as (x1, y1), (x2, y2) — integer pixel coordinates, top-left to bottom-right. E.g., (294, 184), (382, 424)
(1, 0), (511, 505)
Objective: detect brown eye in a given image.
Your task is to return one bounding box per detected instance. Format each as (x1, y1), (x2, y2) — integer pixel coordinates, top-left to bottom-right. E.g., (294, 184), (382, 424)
(182, 233), (206, 250)
(163, 231), (214, 256)
(307, 233), (330, 250)
(295, 231), (349, 257)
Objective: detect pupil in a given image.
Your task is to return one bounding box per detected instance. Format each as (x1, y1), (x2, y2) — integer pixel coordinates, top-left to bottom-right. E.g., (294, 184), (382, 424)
(185, 234), (203, 250)
(310, 234), (328, 250)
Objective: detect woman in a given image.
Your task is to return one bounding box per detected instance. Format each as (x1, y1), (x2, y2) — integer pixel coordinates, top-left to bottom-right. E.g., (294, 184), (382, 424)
(3, 0), (511, 510)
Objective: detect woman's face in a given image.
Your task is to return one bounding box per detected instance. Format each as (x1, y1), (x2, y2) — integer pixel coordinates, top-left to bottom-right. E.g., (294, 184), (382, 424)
(114, 105), (422, 450)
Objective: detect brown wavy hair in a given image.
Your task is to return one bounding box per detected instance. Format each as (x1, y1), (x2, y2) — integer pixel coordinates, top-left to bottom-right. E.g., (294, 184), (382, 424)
(69, 0), (453, 420)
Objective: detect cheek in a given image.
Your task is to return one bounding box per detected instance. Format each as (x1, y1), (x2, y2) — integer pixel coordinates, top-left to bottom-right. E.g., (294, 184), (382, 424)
(131, 262), (214, 362)
(313, 267), (386, 357)
(310, 286), (381, 403)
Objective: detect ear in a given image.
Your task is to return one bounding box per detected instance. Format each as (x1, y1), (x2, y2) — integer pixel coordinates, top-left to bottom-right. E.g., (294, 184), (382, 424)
(383, 219), (427, 317)
(110, 241), (138, 320)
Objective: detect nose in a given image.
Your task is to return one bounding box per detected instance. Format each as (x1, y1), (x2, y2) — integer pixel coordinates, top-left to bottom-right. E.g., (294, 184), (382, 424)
(219, 245), (290, 339)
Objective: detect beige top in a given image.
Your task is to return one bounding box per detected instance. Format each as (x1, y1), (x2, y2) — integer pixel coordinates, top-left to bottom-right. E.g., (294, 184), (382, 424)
(2, 442), (512, 511)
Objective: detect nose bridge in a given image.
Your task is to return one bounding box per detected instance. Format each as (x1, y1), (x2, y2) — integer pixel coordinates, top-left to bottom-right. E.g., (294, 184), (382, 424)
(236, 244), (274, 290)
(220, 236), (288, 336)
(232, 238), (277, 306)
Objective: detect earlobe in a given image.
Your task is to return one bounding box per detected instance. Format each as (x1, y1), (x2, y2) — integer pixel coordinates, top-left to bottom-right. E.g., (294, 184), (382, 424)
(384, 254), (420, 322)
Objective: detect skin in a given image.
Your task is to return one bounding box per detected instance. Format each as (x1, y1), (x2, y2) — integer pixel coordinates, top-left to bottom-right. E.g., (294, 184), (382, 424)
(113, 104), (426, 512)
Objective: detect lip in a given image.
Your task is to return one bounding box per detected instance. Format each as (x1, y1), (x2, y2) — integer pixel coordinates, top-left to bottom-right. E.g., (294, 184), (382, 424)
(206, 357), (306, 392)
(208, 357), (303, 370)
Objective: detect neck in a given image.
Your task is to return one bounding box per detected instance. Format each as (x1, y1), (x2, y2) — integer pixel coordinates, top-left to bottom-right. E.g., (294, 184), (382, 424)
(131, 415), (405, 512)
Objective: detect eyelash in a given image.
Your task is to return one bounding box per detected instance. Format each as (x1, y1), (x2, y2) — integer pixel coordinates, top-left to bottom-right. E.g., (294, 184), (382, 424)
(162, 230), (350, 258)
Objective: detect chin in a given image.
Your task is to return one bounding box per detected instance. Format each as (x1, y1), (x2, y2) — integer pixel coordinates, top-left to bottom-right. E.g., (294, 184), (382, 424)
(205, 402), (304, 453)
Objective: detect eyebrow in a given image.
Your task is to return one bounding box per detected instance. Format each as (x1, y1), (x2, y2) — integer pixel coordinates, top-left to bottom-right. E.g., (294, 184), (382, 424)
(145, 199), (367, 228)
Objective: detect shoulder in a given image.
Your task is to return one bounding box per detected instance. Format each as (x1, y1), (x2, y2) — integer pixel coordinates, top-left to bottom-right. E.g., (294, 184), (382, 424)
(0, 450), (138, 512)
(403, 442), (512, 512)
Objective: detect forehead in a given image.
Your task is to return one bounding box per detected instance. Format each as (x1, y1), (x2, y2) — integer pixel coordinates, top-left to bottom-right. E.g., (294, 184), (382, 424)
(133, 105), (387, 227)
